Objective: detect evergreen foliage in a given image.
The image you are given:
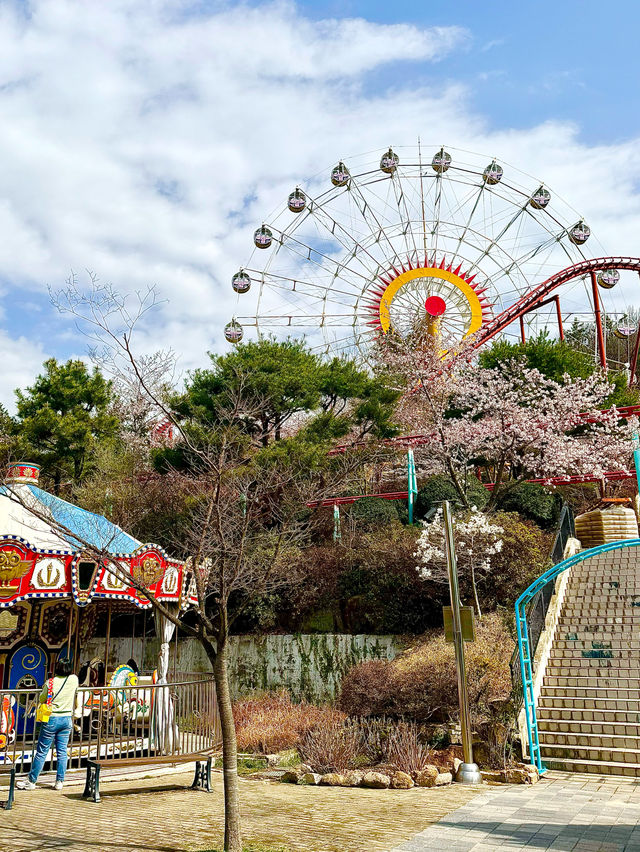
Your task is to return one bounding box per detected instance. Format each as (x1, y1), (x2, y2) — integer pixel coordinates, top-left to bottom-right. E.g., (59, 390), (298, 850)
(414, 473), (489, 518)
(14, 358), (118, 490)
(496, 482), (562, 529)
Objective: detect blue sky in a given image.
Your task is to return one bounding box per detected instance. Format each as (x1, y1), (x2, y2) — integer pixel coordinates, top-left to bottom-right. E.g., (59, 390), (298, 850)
(0, 0), (638, 408)
(293, 0), (639, 145)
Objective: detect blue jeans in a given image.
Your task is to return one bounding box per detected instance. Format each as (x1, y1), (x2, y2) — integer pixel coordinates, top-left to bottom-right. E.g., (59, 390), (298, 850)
(29, 716), (73, 783)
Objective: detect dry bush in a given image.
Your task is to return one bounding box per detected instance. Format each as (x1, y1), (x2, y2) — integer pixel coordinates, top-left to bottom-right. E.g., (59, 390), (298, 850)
(298, 722), (362, 773)
(383, 720), (433, 774)
(233, 690), (345, 754)
(339, 613), (513, 727)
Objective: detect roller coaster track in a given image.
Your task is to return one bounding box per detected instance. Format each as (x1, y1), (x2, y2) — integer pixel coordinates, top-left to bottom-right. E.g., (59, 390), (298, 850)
(470, 256), (640, 351)
(307, 471), (636, 508)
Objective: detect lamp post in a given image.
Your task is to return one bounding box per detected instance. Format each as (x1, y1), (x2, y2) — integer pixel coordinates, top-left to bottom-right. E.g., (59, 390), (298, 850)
(442, 500), (482, 784)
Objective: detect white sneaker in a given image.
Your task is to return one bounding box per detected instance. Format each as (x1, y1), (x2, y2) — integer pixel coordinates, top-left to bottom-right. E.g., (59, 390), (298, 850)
(53, 780), (63, 790)
(16, 779), (36, 790)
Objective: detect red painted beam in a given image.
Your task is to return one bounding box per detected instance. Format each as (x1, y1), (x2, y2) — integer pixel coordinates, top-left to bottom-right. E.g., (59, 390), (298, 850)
(471, 256), (640, 352)
(307, 470), (635, 508)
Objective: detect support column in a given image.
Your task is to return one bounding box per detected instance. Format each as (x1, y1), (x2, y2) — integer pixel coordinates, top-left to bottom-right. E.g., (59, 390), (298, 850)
(519, 316), (526, 344)
(442, 501), (481, 784)
(554, 296), (564, 341)
(590, 271), (607, 369)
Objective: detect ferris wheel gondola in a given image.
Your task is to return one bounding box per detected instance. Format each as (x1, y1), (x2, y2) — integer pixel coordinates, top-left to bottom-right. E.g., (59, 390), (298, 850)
(228, 143), (614, 361)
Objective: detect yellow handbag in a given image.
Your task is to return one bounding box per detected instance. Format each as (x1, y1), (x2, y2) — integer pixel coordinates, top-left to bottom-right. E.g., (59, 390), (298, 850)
(35, 678), (55, 724)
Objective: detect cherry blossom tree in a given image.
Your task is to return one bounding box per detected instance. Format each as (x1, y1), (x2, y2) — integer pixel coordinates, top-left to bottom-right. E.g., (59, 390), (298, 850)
(375, 329), (635, 509)
(415, 507), (504, 617)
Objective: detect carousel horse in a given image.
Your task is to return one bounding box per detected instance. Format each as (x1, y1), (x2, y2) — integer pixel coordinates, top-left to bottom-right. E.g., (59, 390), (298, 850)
(75, 663), (154, 732)
(0, 694), (16, 750)
(74, 658), (113, 733)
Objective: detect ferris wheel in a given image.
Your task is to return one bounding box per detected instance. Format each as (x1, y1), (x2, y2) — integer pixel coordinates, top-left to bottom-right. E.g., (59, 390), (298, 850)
(226, 143), (630, 361)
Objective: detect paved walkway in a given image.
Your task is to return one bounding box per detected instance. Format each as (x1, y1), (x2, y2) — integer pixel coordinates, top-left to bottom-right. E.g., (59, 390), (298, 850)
(393, 772), (640, 852)
(0, 766), (480, 852)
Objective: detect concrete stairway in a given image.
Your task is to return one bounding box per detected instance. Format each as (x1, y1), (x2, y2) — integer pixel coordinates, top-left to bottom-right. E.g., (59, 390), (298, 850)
(537, 545), (640, 776)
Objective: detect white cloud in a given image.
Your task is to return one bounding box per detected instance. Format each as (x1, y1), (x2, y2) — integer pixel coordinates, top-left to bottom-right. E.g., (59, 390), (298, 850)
(0, 329), (47, 411)
(0, 0), (638, 401)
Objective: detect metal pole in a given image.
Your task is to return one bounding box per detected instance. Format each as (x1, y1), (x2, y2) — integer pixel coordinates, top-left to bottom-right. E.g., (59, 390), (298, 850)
(632, 432), (640, 496)
(407, 449), (417, 524)
(104, 603), (112, 680)
(442, 500), (482, 784)
(590, 271), (607, 370)
(554, 296), (564, 341)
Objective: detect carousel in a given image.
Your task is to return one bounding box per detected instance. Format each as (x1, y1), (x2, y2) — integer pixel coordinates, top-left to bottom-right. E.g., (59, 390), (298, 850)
(0, 462), (219, 804)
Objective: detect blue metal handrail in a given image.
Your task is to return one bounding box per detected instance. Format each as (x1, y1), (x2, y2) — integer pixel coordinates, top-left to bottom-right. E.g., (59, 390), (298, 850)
(516, 537), (640, 774)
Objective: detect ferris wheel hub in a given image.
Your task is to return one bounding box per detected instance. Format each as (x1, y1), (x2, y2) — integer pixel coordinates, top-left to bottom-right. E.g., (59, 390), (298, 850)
(424, 295), (447, 317)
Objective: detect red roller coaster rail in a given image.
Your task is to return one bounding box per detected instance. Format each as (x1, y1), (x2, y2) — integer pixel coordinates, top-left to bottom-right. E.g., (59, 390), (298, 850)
(307, 471), (635, 509)
(470, 256), (640, 355)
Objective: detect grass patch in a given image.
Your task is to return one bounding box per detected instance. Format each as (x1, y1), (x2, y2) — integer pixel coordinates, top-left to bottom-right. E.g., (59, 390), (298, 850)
(214, 756), (268, 776)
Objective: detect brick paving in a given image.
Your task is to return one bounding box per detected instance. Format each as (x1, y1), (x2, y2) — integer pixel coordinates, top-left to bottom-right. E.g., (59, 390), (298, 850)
(392, 771), (640, 852)
(0, 767), (480, 852)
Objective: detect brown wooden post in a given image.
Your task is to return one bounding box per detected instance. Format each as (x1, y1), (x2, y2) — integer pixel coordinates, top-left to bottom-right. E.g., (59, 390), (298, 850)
(104, 603), (112, 678)
(73, 606), (81, 673)
(590, 271), (607, 369)
(555, 296), (564, 341)
(630, 283), (640, 384)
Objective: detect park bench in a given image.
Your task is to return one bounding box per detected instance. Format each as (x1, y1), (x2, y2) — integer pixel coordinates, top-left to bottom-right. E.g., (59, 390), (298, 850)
(0, 766), (15, 810)
(82, 752), (214, 802)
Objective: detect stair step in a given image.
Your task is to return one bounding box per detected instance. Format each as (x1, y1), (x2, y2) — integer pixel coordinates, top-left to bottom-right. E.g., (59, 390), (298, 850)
(554, 641), (640, 650)
(540, 686), (640, 701)
(541, 757), (640, 777)
(540, 743), (640, 762)
(547, 657), (638, 667)
(538, 707), (640, 723)
(539, 731), (640, 749)
(538, 719), (640, 735)
(543, 676), (640, 688)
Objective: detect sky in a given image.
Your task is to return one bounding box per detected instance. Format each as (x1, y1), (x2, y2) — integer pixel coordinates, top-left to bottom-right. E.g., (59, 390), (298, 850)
(1, 0), (639, 409)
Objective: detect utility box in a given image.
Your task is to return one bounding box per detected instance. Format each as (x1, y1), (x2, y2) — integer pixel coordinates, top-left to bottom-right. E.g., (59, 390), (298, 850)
(443, 605), (476, 643)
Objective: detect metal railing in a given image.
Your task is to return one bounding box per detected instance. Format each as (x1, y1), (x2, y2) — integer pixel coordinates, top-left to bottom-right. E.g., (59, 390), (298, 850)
(0, 672), (221, 776)
(510, 505), (575, 699)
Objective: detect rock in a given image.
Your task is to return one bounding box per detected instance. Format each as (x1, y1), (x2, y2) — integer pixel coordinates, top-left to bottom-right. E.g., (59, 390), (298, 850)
(281, 770), (301, 784)
(480, 770), (503, 784)
(362, 771), (391, 789)
(343, 770), (364, 787)
(453, 757), (463, 774)
(301, 772), (322, 785)
(299, 763), (313, 774)
(320, 773), (347, 786)
(415, 765), (439, 788)
(435, 772), (453, 786)
(390, 771), (414, 789)
(265, 754), (280, 767)
(505, 764), (539, 785)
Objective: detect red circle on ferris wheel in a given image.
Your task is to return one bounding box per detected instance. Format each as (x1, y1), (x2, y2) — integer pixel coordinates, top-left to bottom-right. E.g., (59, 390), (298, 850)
(424, 295), (447, 317)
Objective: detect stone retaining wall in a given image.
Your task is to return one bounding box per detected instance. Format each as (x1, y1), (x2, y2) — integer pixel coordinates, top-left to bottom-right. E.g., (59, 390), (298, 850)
(84, 633), (403, 702)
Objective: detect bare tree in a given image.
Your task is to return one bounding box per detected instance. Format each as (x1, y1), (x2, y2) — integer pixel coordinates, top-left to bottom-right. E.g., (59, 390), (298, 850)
(39, 273), (380, 852)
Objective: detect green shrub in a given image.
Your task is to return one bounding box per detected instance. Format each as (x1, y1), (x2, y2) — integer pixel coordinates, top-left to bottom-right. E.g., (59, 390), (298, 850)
(349, 496), (399, 527)
(415, 474), (488, 519)
(497, 482), (562, 529)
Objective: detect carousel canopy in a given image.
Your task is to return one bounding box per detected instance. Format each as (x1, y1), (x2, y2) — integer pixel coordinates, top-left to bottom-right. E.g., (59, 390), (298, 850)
(0, 463), (195, 610)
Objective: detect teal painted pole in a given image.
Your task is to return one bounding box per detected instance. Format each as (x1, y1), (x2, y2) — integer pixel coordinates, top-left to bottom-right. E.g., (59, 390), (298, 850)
(632, 431), (640, 495)
(407, 449), (418, 524)
(333, 503), (341, 543)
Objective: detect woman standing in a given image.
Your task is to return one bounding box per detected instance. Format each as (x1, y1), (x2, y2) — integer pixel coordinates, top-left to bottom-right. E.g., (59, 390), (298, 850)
(17, 658), (78, 790)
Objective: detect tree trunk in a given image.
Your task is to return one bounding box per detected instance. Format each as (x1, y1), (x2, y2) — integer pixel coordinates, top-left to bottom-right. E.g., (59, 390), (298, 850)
(470, 562), (482, 618)
(212, 629), (242, 852)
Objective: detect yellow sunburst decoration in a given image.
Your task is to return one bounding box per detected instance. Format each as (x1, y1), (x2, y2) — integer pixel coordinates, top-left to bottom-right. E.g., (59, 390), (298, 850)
(364, 255), (492, 345)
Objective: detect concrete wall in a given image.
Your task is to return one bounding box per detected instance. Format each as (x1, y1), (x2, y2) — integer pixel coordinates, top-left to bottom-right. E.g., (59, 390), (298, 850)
(84, 633), (403, 702)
